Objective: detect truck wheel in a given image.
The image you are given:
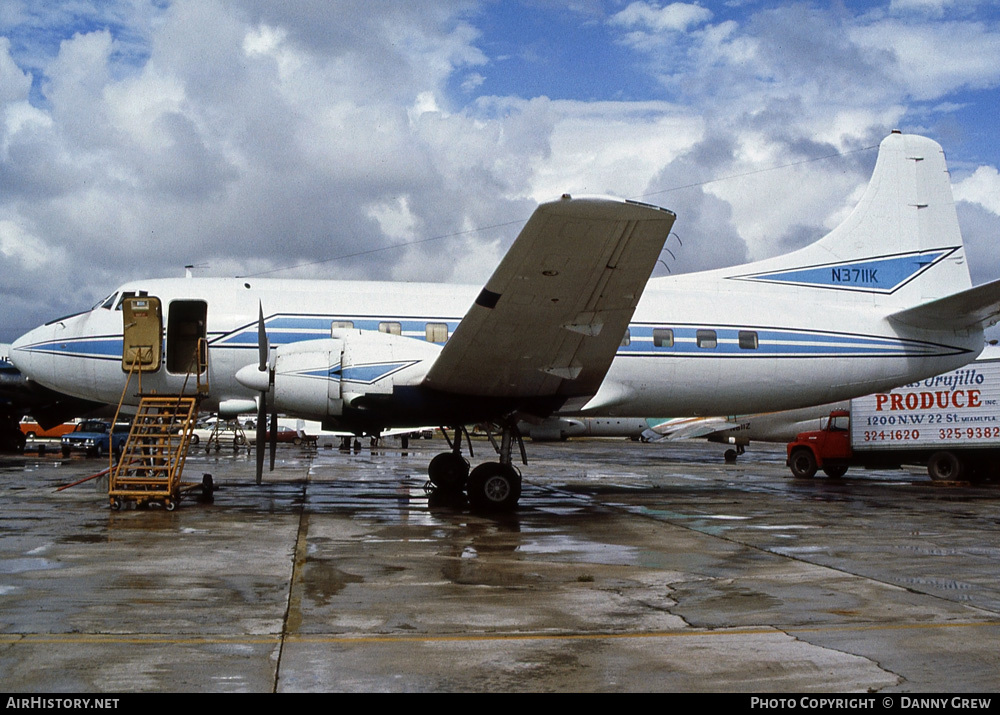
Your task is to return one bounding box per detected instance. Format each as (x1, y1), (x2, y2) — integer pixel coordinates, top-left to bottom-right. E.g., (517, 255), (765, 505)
(822, 465), (848, 478)
(788, 449), (817, 479)
(927, 451), (962, 481)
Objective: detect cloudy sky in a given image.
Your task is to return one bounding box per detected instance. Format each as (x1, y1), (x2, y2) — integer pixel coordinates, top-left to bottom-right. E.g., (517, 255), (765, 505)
(1, 0), (999, 342)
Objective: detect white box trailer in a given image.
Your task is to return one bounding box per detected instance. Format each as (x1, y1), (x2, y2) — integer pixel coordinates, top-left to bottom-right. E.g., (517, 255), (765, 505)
(788, 346), (1000, 480)
(851, 350), (1000, 451)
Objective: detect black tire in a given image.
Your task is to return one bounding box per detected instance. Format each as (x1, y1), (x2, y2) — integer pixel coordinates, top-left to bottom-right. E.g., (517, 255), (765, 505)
(928, 451), (962, 481)
(823, 465), (848, 478)
(467, 463), (522, 512)
(724, 448), (738, 463)
(190, 434), (200, 446)
(61, 446), (71, 458)
(788, 449), (818, 479)
(427, 452), (470, 492)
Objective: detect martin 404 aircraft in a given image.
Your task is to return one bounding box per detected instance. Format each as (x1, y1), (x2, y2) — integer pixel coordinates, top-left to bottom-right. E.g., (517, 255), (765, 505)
(11, 132), (1000, 509)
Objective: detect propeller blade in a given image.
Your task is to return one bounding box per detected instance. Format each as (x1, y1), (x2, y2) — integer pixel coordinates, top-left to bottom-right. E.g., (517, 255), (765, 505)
(257, 302), (268, 372)
(269, 411), (278, 471)
(255, 398), (266, 485)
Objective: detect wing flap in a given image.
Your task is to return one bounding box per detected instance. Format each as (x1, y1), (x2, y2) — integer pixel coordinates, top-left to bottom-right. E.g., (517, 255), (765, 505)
(424, 196), (675, 398)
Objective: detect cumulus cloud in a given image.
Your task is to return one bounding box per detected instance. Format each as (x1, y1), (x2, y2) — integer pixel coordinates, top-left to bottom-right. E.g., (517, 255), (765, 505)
(610, 2), (713, 34)
(955, 165), (1000, 216)
(0, 0), (999, 344)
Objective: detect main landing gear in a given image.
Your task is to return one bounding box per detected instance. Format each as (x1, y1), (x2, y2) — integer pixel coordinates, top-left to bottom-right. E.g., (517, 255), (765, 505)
(724, 444), (746, 463)
(427, 422), (525, 511)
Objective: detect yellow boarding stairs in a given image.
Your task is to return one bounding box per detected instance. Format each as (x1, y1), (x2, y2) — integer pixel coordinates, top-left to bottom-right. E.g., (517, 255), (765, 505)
(107, 296), (212, 510)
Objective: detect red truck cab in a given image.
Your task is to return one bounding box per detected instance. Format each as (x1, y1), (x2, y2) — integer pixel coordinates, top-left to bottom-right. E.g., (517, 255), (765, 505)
(786, 410), (852, 478)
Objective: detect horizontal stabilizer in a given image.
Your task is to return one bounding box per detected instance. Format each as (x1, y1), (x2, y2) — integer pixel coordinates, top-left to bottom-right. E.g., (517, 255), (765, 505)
(888, 277), (1000, 330)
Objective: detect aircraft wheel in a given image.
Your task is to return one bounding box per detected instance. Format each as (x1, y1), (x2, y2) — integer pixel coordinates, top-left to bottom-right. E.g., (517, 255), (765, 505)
(467, 463), (521, 512)
(927, 451), (962, 481)
(823, 465), (848, 478)
(788, 449), (817, 479)
(427, 452), (469, 492)
(724, 449), (738, 463)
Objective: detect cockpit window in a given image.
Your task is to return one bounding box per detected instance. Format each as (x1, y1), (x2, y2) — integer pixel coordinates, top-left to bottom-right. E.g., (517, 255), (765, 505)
(93, 292), (118, 310)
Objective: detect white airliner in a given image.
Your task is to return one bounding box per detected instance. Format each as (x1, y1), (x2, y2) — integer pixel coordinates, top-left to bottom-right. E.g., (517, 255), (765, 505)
(11, 132), (1000, 509)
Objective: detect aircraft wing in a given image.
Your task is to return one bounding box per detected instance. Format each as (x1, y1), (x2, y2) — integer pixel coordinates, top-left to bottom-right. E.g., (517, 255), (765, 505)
(423, 196), (675, 399)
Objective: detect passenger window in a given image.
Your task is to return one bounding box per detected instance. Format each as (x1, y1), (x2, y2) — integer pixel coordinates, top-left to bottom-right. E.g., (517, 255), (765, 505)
(738, 330), (758, 349)
(330, 321), (354, 334)
(620, 329), (631, 347)
(379, 322), (401, 335)
(696, 329), (717, 349)
(426, 323), (448, 343)
(652, 328), (673, 348)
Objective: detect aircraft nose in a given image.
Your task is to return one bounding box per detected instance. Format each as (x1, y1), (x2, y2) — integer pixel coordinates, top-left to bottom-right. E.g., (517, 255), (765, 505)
(10, 324), (57, 385)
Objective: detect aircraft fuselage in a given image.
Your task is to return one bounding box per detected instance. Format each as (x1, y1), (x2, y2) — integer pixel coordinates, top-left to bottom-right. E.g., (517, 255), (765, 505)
(10, 273), (981, 433)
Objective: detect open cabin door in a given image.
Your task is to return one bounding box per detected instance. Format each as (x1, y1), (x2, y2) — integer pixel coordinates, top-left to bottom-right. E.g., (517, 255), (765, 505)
(166, 300), (208, 375)
(122, 296), (162, 372)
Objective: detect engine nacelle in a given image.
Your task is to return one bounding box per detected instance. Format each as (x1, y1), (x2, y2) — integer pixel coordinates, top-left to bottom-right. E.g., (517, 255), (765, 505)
(265, 330), (442, 418)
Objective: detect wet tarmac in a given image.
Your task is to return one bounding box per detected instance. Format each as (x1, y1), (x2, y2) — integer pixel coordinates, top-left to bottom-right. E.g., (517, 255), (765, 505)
(1, 437), (999, 692)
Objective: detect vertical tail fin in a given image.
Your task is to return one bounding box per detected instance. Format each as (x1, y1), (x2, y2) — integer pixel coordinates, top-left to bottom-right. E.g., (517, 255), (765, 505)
(725, 131), (971, 309)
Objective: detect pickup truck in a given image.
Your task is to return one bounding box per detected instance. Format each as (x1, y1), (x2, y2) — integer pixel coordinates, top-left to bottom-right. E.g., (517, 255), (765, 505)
(61, 420), (130, 458)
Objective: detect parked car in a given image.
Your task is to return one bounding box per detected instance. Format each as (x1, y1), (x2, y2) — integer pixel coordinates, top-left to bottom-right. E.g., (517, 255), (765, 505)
(20, 418), (79, 440)
(61, 420), (130, 458)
